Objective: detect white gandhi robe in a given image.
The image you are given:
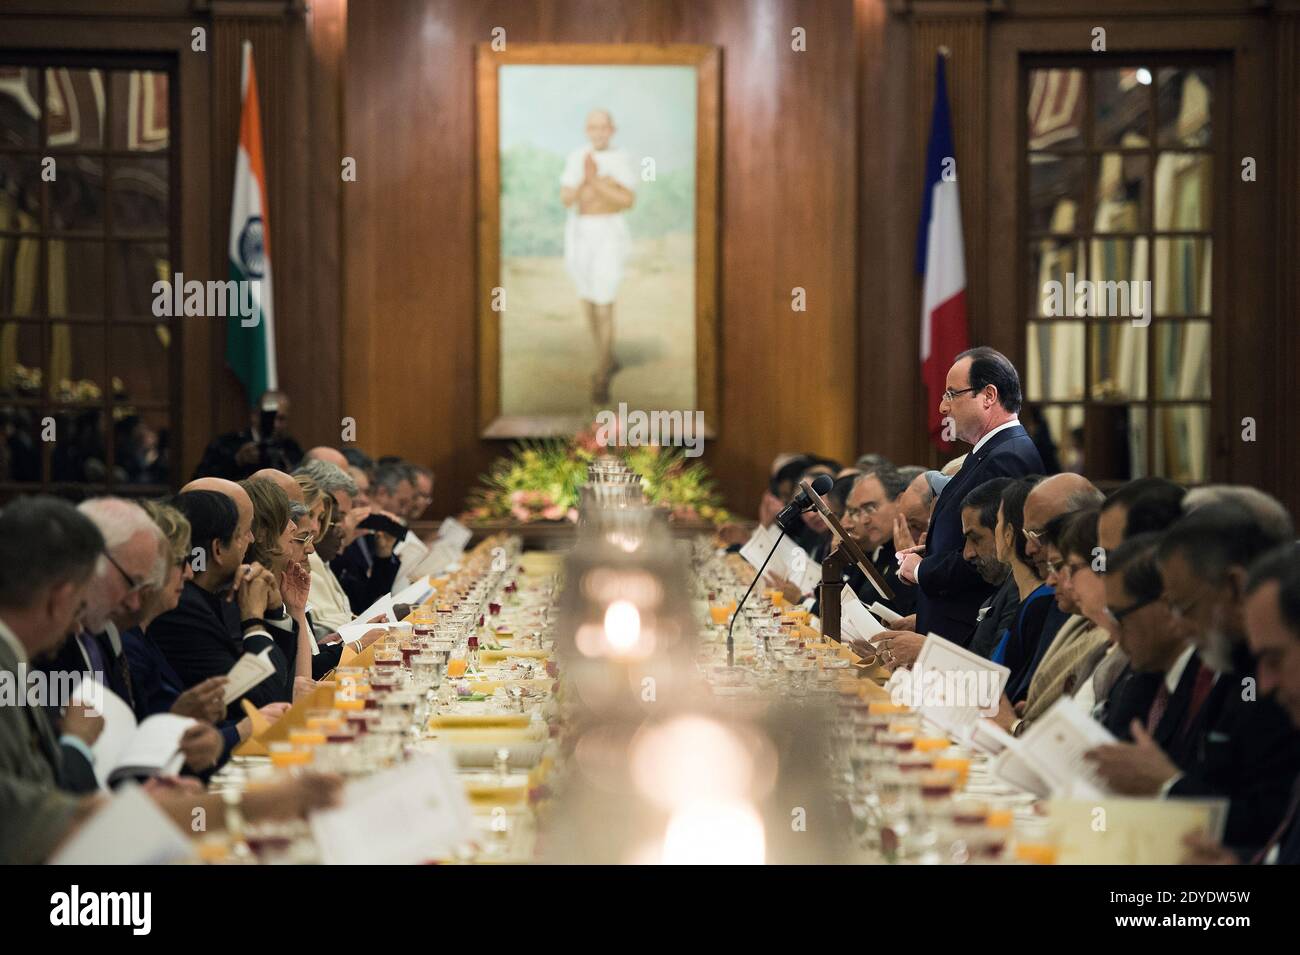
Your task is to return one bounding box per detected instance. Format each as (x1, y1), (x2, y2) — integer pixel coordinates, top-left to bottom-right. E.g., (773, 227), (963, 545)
(559, 146), (637, 305)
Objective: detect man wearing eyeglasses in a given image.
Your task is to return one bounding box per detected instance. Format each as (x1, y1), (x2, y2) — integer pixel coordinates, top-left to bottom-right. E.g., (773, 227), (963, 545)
(1087, 500), (1300, 852)
(1098, 533), (1198, 750)
(32, 498), (168, 791)
(840, 467), (917, 618)
(38, 499), (167, 714)
(897, 347), (1043, 647)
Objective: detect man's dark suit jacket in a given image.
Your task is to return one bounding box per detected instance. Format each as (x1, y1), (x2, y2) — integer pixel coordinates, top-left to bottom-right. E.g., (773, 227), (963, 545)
(1268, 782), (1300, 864)
(39, 630), (133, 710)
(1103, 650), (1205, 747)
(331, 535), (400, 616)
(1164, 665), (1300, 851)
(33, 633), (123, 792)
(149, 580), (293, 722)
(860, 542), (918, 618)
(968, 576), (1019, 657)
(915, 424), (1044, 645)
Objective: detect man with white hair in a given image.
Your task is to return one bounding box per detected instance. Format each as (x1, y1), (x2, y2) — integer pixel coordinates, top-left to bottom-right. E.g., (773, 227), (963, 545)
(1183, 484), (1296, 536)
(39, 497), (167, 714)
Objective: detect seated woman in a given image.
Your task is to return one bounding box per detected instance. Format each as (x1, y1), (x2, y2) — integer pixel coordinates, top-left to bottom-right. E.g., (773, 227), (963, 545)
(989, 479), (1069, 703)
(121, 499), (290, 764)
(1007, 508), (1114, 732)
(1055, 508), (1134, 726)
(239, 477), (318, 688)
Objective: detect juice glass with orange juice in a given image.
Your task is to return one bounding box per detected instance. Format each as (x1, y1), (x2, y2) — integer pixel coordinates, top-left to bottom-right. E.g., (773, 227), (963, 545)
(1012, 818), (1059, 864)
(269, 742), (314, 769)
(288, 727), (327, 748)
(933, 752), (972, 789)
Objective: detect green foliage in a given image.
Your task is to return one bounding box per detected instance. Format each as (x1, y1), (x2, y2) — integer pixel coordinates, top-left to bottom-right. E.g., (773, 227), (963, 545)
(465, 430), (729, 525)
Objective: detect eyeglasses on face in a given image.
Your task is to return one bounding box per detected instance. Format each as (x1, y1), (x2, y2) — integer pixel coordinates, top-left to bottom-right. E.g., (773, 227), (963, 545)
(845, 501), (882, 520)
(1108, 595), (1160, 626)
(290, 532), (315, 547)
(942, 386), (977, 402)
(1063, 559), (1092, 577)
(1022, 527), (1044, 545)
(105, 550), (147, 595)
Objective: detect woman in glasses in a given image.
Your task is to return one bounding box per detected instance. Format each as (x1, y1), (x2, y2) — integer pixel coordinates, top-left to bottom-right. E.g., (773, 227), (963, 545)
(239, 478), (318, 687)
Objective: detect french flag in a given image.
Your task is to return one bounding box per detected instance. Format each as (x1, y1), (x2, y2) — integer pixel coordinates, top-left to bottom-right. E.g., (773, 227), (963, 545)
(916, 52), (969, 449)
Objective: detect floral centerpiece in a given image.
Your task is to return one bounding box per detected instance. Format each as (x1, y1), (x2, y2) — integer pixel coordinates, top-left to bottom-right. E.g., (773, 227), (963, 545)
(464, 421), (730, 525)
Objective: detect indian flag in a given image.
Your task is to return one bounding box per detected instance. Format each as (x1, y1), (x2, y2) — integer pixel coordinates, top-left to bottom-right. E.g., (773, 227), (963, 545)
(226, 41), (277, 402)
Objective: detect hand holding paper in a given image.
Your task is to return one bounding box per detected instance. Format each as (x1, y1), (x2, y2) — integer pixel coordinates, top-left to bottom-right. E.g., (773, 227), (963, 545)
(223, 646), (277, 706)
(1083, 718), (1182, 796)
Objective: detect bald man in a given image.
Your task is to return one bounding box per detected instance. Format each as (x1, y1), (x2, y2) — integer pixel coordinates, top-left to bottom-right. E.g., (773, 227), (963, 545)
(560, 107), (637, 403)
(1022, 472), (1105, 579)
(250, 468), (305, 505)
(150, 485), (294, 720)
(181, 476), (255, 561)
(304, 446), (349, 470)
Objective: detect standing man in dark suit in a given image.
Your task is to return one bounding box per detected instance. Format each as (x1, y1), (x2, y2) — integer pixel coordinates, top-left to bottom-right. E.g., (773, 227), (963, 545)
(897, 347), (1044, 646)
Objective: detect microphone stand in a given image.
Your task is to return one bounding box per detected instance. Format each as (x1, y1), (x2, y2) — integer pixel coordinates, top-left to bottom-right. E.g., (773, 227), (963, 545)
(726, 527), (786, 668)
(819, 543), (852, 643)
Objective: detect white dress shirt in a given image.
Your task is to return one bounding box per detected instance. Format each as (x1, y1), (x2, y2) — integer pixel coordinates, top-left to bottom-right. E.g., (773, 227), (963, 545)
(971, 418), (1021, 456)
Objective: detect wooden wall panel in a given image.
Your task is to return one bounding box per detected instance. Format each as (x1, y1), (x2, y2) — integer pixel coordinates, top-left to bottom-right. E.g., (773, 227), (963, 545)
(5, 0), (1297, 520)
(343, 0), (860, 517)
(1274, 10), (1300, 519)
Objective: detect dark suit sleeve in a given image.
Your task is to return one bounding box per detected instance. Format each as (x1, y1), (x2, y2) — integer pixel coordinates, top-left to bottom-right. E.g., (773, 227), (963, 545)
(917, 451), (1039, 600)
(57, 743), (99, 794)
(331, 542), (400, 616)
(150, 599), (291, 721)
(1168, 696), (1300, 851)
(312, 642), (344, 680)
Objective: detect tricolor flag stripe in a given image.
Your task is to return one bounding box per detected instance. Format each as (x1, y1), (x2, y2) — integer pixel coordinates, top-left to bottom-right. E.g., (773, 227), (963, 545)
(227, 41), (277, 402)
(916, 53), (969, 449)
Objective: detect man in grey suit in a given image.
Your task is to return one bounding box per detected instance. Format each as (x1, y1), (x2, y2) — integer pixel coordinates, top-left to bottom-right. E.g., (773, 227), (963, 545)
(0, 496), (106, 863)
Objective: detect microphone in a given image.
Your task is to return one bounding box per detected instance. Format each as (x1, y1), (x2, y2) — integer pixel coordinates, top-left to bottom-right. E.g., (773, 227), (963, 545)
(725, 525), (785, 669)
(723, 474), (831, 667)
(774, 473), (834, 535)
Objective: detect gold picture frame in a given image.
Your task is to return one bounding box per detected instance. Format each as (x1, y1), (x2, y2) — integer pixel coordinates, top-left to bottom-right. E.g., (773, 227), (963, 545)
(475, 42), (720, 438)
